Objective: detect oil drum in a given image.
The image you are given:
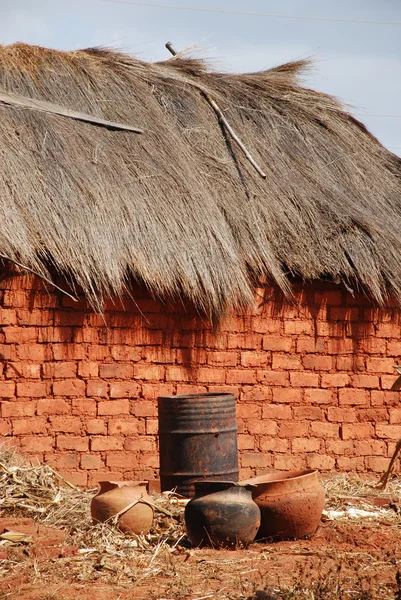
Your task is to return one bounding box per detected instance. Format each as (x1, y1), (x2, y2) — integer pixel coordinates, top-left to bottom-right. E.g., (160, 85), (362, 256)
(158, 393), (239, 497)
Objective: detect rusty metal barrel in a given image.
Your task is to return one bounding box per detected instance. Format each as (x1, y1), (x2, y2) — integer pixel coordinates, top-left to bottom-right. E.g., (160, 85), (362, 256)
(158, 393), (239, 497)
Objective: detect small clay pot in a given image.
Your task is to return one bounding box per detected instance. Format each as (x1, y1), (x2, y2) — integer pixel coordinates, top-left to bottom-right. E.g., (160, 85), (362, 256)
(184, 480), (260, 549)
(91, 481), (153, 535)
(242, 470), (325, 541)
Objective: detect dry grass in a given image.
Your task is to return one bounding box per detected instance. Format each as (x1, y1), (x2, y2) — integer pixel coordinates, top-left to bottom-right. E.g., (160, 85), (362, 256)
(1, 43), (401, 317)
(1, 447), (401, 598)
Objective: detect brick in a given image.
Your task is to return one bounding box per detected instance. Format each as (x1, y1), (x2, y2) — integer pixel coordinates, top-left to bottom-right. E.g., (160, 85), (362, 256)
(357, 408), (388, 422)
(257, 370), (289, 386)
(12, 418), (47, 435)
(272, 354), (302, 370)
(42, 362), (77, 379)
(238, 435), (255, 450)
(278, 421), (309, 438)
(16, 382), (47, 398)
(227, 334), (260, 349)
(87, 345), (110, 361)
(21, 436), (54, 452)
(88, 471), (123, 487)
(354, 440), (386, 456)
(371, 391), (400, 406)
(49, 416), (82, 433)
(376, 424), (401, 440)
(45, 453), (79, 471)
(142, 383), (174, 400)
(0, 420), (12, 435)
(111, 345), (141, 362)
(327, 407), (357, 422)
(304, 389), (333, 404)
(0, 308), (17, 325)
(366, 358), (395, 374)
(290, 372), (319, 388)
(52, 344), (86, 361)
(241, 453), (272, 469)
(240, 352), (268, 367)
(302, 355), (333, 371)
(272, 388), (302, 404)
(262, 404), (292, 420)
(338, 389), (369, 406)
(108, 381), (140, 398)
(321, 374), (350, 388)
(329, 307), (359, 321)
(97, 400), (130, 415)
(53, 311), (86, 327)
(273, 455), (306, 471)
(314, 290), (342, 305)
(357, 338), (386, 354)
(389, 409), (401, 424)
(207, 352), (238, 367)
(226, 370), (256, 385)
(365, 456), (392, 473)
(87, 380), (108, 398)
(165, 366), (189, 382)
(5, 327), (38, 343)
(337, 356), (365, 371)
(296, 337), (325, 353)
(375, 323), (401, 338)
(56, 436), (89, 451)
(326, 440), (355, 455)
(38, 327), (73, 343)
(37, 399), (70, 415)
(310, 422), (339, 438)
(146, 418), (158, 435)
(292, 438), (321, 452)
(260, 437), (289, 453)
(5, 363), (41, 379)
(307, 454), (335, 470)
(350, 375), (380, 389)
(2, 402), (36, 417)
(130, 401), (156, 417)
(86, 419), (107, 435)
(108, 419), (141, 435)
(124, 437), (156, 453)
(237, 404), (261, 419)
(176, 384), (208, 395)
(335, 457), (365, 471)
(0, 381), (16, 398)
(341, 423), (374, 440)
(381, 375), (401, 390)
(247, 420), (278, 435)
(80, 455), (104, 470)
(387, 341), (401, 356)
(105, 452), (137, 469)
(283, 321), (314, 335)
(53, 380), (86, 396)
(99, 364), (134, 379)
(293, 406), (323, 420)
(252, 317), (281, 334)
(72, 398), (97, 416)
(78, 362), (99, 378)
(262, 337), (292, 352)
(59, 471), (88, 487)
(240, 386), (270, 402)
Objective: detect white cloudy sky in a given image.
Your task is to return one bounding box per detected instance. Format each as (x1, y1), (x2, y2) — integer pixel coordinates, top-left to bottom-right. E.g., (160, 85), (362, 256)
(0, 0), (400, 155)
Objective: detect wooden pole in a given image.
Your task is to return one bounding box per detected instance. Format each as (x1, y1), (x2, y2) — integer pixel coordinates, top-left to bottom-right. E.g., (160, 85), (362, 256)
(165, 42), (266, 179)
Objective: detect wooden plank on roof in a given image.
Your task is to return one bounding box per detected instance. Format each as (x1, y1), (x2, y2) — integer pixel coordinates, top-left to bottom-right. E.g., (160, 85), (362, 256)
(0, 90), (143, 133)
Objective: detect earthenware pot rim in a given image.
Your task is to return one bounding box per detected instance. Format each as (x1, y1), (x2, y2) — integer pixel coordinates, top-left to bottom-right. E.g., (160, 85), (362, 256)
(241, 469), (318, 486)
(97, 480), (148, 490)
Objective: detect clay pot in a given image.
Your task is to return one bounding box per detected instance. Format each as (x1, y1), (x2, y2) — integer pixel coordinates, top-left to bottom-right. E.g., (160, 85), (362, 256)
(91, 481), (153, 535)
(184, 481), (260, 548)
(242, 470), (325, 541)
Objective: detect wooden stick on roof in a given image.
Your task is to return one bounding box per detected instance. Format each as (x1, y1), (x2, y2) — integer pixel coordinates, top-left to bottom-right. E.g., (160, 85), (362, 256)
(165, 42), (266, 179)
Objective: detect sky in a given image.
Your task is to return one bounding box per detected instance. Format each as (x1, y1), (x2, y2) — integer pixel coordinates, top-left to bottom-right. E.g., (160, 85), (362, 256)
(0, 0), (400, 155)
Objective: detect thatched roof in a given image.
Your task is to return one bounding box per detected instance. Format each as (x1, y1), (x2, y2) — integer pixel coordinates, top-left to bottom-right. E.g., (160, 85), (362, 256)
(0, 43), (400, 317)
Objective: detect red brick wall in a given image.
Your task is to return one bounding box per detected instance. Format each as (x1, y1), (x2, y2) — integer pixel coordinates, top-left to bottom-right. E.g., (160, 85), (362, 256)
(0, 273), (400, 487)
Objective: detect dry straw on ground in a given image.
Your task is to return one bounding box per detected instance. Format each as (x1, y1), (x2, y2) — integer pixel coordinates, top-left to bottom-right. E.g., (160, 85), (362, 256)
(1, 43), (401, 318)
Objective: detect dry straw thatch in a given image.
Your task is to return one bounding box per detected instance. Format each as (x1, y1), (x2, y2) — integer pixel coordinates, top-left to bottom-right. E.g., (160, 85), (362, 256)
(0, 43), (401, 317)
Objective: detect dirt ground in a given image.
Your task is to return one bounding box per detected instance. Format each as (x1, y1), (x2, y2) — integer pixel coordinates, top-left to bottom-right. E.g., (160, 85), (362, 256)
(1, 514), (401, 600)
(1, 450), (401, 600)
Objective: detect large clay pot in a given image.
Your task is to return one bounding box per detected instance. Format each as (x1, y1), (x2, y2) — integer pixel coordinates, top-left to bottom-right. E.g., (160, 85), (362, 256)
(184, 481), (260, 549)
(91, 481), (153, 535)
(242, 470), (325, 541)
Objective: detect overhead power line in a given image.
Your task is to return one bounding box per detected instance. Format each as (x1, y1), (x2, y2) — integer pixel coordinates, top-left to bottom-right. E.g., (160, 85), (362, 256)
(101, 0), (401, 26)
